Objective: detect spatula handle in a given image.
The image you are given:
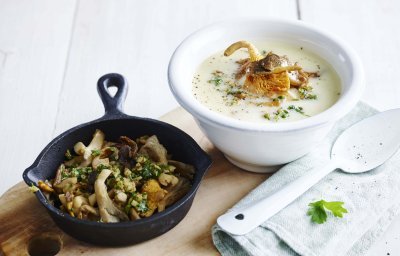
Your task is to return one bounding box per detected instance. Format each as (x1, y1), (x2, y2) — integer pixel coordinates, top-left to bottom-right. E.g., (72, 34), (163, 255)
(217, 160), (338, 235)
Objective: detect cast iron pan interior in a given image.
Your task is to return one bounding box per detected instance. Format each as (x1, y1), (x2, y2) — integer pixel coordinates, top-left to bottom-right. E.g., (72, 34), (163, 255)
(22, 73), (212, 246)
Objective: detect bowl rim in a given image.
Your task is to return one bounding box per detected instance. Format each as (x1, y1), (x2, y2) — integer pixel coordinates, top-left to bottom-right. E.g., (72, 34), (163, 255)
(168, 17), (365, 133)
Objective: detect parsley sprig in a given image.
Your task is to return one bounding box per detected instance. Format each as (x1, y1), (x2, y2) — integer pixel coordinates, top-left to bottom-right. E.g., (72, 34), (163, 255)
(307, 200), (348, 224)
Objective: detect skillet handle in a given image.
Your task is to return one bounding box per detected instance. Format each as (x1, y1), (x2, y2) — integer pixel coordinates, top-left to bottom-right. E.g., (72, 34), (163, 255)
(97, 73), (128, 117)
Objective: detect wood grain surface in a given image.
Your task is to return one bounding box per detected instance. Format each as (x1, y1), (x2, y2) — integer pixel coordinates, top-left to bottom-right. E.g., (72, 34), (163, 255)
(0, 108), (270, 256)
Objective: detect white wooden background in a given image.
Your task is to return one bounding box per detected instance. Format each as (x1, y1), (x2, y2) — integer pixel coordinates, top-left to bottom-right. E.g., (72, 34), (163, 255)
(0, 0), (399, 254)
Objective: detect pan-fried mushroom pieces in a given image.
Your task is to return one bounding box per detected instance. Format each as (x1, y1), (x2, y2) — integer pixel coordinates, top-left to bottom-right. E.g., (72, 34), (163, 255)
(224, 40), (263, 62)
(120, 136), (138, 156)
(38, 180), (54, 193)
(72, 195), (89, 216)
(114, 191), (128, 204)
(95, 169), (129, 223)
(129, 208), (141, 220)
(54, 177), (78, 194)
(224, 40), (319, 96)
(92, 156), (109, 170)
(141, 179), (168, 217)
(88, 193), (97, 206)
(64, 155), (84, 168)
(244, 71), (291, 95)
(158, 173), (179, 187)
(53, 164), (64, 185)
(44, 130), (195, 223)
(138, 135), (168, 164)
(168, 160), (195, 180)
(79, 205), (99, 220)
(74, 129), (105, 167)
(76, 129), (105, 160)
(158, 177), (191, 212)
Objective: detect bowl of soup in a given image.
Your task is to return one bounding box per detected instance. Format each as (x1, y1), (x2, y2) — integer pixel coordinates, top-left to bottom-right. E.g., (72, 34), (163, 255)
(168, 18), (364, 172)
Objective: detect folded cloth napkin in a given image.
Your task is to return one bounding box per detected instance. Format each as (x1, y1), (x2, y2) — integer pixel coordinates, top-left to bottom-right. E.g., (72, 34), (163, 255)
(212, 102), (400, 256)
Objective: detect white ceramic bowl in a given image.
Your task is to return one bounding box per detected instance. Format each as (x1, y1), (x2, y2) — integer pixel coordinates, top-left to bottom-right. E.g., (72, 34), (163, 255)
(168, 18), (364, 173)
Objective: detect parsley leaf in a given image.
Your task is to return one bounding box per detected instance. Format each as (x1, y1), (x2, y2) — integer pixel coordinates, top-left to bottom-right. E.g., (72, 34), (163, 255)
(298, 86), (317, 100)
(91, 149), (101, 157)
(208, 77), (223, 86)
(287, 105), (309, 116)
(65, 149), (73, 160)
(263, 113), (271, 120)
(307, 200), (348, 224)
(323, 201), (348, 218)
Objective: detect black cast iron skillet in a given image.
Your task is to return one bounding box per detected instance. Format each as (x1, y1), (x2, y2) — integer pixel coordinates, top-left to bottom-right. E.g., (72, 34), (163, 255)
(23, 73), (212, 246)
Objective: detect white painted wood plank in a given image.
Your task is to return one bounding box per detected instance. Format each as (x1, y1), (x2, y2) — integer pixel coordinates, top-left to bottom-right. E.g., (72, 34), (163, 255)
(300, 1), (400, 255)
(0, 0), (76, 195)
(300, 0), (400, 111)
(53, 0), (298, 135)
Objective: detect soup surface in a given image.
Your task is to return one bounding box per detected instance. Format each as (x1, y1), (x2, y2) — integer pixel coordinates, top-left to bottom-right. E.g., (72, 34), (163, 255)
(192, 40), (341, 123)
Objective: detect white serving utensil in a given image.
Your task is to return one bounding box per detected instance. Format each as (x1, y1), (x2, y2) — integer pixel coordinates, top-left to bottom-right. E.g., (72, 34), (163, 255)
(217, 109), (400, 235)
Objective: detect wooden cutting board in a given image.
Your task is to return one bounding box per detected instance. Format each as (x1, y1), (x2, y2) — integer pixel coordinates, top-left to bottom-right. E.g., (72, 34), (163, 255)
(0, 108), (270, 256)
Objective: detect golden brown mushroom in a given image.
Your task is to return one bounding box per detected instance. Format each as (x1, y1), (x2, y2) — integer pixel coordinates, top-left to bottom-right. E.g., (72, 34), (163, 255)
(224, 40), (263, 62)
(224, 41), (318, 96)
(140, 179), (167, 217)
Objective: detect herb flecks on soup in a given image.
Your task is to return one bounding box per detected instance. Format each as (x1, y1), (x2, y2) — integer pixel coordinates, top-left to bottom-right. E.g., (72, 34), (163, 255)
(192, 40), (341, 122)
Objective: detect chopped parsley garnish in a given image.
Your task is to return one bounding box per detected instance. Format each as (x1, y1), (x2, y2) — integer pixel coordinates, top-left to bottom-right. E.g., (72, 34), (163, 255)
(140, 161), (162, 179)
(208, 70), (226, 86)
(62, 167), (93, 182)
(132, 156), (170, 180)
(265, 105), (309, 121)
(136, 200), (149, 213)
(226, 89), (246, 100)
(91, 149), (101, 157)
(97, 163), (110, 171)
(307, 200), (348, 224)
(272, 95), (285, 102)
(208, 76), (223, 86)
(273, 108), (289, 121)
(263, 113), (271, 120)
(298, 86), (317, 100)
(288, 105), (309, 116)
(125, 192), (149, 214)
(305, 94), (317, 100)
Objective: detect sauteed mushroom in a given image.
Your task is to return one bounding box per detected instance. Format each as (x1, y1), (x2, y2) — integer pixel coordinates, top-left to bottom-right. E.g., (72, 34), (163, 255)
(95, 169), (129, 223)
(158, 177), (191, 212)
(224, 40), (319, 96)
(138, 135), (168, 164)
(36, 130), (195, 223)
(74, 129), (105, 160)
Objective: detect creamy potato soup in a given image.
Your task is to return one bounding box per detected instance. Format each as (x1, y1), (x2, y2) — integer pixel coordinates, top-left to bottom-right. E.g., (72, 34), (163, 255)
(192, 40), (341, 122)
